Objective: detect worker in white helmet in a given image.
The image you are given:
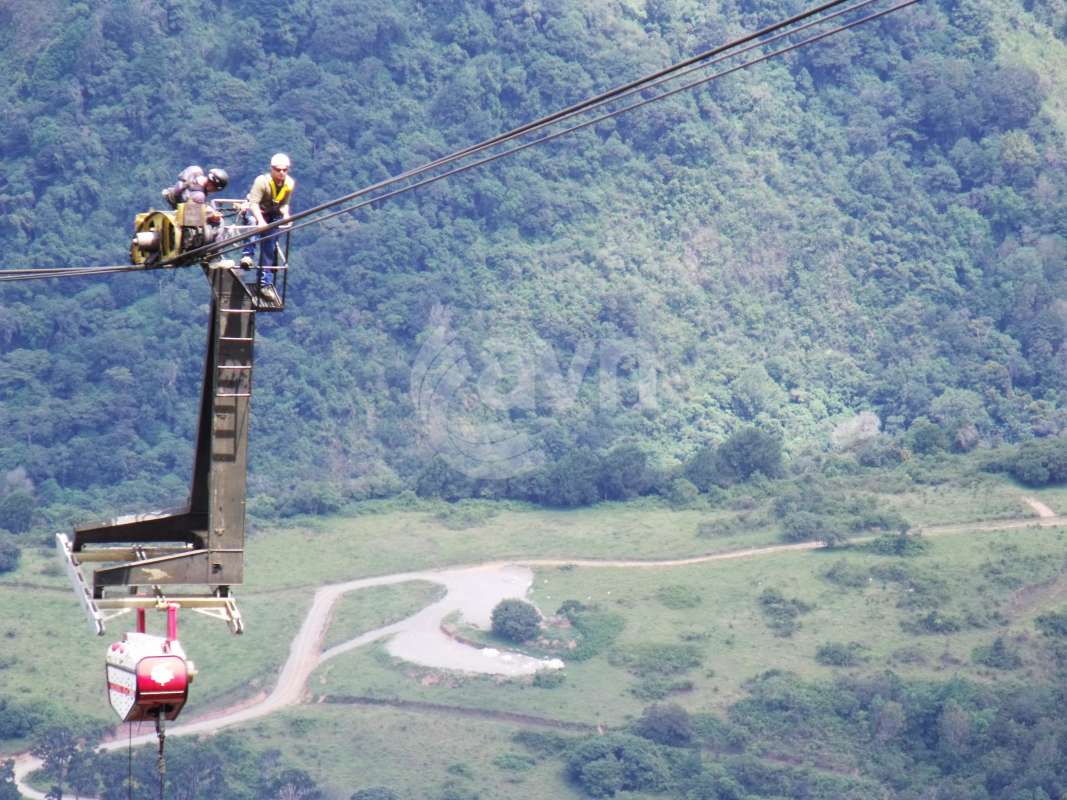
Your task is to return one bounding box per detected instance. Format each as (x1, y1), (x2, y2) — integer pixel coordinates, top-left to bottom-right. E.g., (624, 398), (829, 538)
(240, 153), (295, 296)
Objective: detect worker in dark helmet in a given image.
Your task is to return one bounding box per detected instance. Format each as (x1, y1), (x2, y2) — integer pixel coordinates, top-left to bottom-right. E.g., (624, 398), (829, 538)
(161, 166), (228, 209)
(239, 153), (294, 298)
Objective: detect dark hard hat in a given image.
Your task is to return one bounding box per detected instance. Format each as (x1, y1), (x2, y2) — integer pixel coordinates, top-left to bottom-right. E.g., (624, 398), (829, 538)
(206, 168), (229, 190)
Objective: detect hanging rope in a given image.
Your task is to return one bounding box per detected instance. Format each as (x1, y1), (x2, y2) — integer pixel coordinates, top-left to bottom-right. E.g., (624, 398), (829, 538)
(155, 713), (166, 800)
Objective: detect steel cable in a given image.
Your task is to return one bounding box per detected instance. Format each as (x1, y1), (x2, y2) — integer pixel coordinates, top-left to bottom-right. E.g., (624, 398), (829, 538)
(0, 0), (920, 281)
(202, 0), (921, 253)
(177, 0), (906, 265)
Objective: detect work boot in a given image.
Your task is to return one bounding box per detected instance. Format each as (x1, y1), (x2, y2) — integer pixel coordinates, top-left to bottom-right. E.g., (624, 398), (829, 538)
(261, 285), (281, 305)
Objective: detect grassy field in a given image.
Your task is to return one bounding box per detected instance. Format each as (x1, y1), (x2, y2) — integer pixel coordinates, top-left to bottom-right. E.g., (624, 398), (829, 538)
(3, 466), (1064, 790)
(311, 524), (1067, 726)
(232, 704), (594, 800)
(322, 580), (446, 650)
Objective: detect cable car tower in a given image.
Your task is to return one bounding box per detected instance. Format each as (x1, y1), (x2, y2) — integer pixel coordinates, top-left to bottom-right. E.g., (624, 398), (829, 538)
(54, 199), (289, 715)
(6, 0), (916, 754)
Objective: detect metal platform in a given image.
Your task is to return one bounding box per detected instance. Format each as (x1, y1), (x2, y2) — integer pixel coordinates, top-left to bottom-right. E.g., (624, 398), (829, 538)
(58, 264), (258, 635)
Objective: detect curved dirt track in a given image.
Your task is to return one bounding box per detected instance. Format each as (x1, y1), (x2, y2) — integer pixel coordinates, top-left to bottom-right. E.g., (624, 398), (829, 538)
(14, 500), (1065, 798)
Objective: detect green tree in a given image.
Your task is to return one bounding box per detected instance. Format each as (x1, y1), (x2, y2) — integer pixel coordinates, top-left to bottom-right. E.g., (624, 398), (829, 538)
(0, 760), (20, 800)
(1035, 610), (1067, 639)
(567, 734), (670, 797)
(717, 427), (783, 483)
(491, 599), (541, 642)
(260, 768), (323, 800)
(547, 450), (601, 507)
(1007, 437), (1067, 487)
(598, 443), (651, 500)
(0, 492), (33, 534)
(30, 726), (76, 786)
(684, 445), (721, 493)
(780, 511), (825, 543)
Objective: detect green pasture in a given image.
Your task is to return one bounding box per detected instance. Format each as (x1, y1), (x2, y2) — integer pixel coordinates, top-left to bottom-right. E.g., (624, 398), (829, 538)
(323, 580), (445, 651)
(236, 704), (588, 800)
(313, 524), (1067, 731)
(246, 504), (781, 589)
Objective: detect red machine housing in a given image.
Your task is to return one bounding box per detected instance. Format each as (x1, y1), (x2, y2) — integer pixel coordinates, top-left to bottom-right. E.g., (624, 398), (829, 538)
(105, 613), (195, 722)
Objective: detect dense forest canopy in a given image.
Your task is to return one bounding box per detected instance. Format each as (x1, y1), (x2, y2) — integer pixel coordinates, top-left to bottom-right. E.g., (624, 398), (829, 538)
(1, 0), (1066, 524)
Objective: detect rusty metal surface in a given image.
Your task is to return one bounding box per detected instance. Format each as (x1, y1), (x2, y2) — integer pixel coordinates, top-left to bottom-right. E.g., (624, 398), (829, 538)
(68, 267), (253, 611)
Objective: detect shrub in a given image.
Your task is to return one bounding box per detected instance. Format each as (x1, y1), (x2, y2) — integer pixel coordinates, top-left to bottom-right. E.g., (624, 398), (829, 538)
(611, 644), (703, 677)
(907, 417), (950, 454)
(822, 560), (870, 589)
(684, 445), (721, 492)
(634, 703), (693, 746)
(815, 641), (866, 667)
(685, 427), (783, 490)
(689, 713), (749, 751)
(0, 699), (39, 740)
(1035, 610), (1067, 639)
(513, 730), (572, 755)
(491, 599), (541, 642)
(277, 481), (344, 516)
(1004, 437), (1067, 486)
(903, 610), (963, 634)
(758, 589), (812, 637)
(866, 532), (929, 557)
(851, 509), (911, 534)
(556, 599), (587, 620)
(780, 510), (825, 543)
(532, 669), (565, 688)
(566, 607), (625, 661)
(415, 457), (475, 501)
(0, 492), (33, 534)
(567, 734), (670, 797)
(351, 789), (399, 800)
(666, 477), (701, 509)
(434, 501), (497, 530)
(856, 437), (905, 468)
(972, 637), (1023, 669)
(492, 752), (536, 771)
(630, 676), (694, 700)
(656, 584), (702, 609)
(0, 540), (19, 574)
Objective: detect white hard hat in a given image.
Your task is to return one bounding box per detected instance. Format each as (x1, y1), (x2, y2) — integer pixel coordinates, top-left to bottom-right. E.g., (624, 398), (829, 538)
(270, 153), (291, 169)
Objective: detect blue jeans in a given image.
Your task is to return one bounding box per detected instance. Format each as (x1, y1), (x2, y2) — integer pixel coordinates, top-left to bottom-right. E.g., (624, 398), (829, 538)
(241, 209), (283, 285)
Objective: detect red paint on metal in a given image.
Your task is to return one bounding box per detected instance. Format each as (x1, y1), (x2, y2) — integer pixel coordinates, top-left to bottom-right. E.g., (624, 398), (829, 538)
(136, 656), (188, 700)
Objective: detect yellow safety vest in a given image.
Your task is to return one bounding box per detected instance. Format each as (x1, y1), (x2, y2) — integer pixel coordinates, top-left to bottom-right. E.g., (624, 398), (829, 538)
(271, 176), (293, 205)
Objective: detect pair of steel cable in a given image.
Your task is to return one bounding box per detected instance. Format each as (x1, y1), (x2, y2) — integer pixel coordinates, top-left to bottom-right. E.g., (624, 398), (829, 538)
(0, 0), (920, 282)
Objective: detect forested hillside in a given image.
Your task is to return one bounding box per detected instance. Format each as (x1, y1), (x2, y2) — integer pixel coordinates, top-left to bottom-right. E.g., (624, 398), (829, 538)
(1, 0), (1066, 525)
